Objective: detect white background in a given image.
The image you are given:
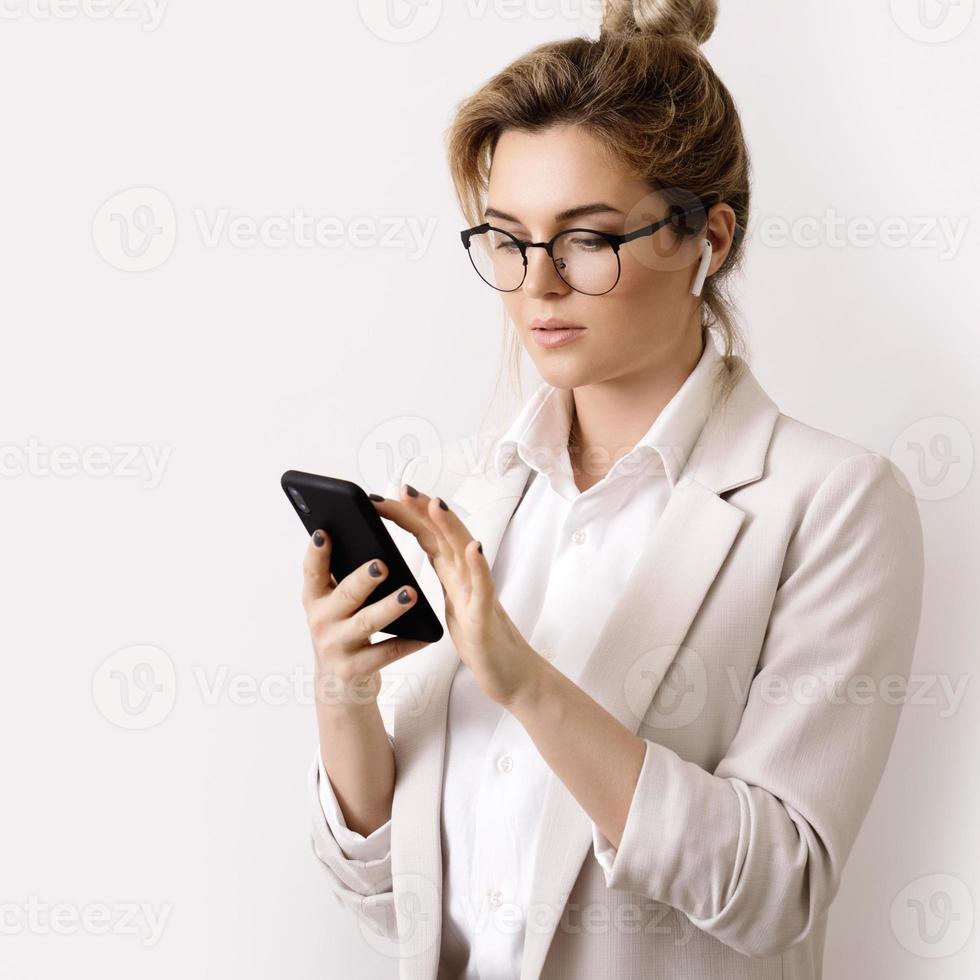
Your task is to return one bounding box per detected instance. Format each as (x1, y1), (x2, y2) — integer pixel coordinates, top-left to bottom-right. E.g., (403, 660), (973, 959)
(1, 1), (977, 977)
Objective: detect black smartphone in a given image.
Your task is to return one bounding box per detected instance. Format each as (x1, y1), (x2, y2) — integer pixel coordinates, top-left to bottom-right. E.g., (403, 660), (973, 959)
(281, 469), (443, 644)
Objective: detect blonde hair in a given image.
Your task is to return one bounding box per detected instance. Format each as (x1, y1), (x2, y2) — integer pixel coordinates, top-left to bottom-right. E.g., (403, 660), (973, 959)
(444, 0), (752, 440)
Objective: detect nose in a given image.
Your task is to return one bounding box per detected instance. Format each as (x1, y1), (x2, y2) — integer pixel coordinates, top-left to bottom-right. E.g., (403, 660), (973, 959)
(521, 244), (571, 299)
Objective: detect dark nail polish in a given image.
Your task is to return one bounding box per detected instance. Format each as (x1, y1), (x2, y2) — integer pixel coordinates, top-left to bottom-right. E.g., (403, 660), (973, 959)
(477, 541), (483, 554)
(397, 588), (412, 604)
(368, 493), (385, 502)
(369, 561), (383, 577)
(405, 484), (419, 497)
(438, 497), (449, 511)
(313, 531), (325, 547)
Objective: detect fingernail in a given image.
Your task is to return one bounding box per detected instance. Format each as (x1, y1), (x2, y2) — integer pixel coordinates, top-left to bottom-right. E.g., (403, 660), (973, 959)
(313, 531), (325, 547)
(368, 493), (385, 502)
(405, 484), (419, 497)
(369, 561), (383, 577)
(397, 588), (412, 604)
(477, 541), (483, 554)
(438, 497), (449, 511)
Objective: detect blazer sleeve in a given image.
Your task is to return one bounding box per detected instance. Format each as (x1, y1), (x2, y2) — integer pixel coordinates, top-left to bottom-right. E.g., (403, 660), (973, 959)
(308, 743), (397, 941)
(589, 451), (926, 959)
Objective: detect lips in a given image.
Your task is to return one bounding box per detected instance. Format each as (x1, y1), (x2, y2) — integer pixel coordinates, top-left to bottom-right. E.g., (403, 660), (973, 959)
(531, 325), (587, 349)
(531, 317), (587, 331)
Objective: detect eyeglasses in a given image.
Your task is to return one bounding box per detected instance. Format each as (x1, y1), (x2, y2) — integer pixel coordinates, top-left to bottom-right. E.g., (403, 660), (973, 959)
(460, 203), (720, 296)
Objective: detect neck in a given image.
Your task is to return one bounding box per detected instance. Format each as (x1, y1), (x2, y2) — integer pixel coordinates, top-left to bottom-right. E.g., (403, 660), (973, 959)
(568, 327), (706, 480)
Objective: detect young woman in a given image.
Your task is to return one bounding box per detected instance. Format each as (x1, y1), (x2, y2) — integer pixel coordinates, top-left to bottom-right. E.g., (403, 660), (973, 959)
(300, 2), (925, 978)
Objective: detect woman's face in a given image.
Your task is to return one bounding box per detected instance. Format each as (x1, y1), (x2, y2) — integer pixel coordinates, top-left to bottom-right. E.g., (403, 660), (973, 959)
(483, 124), (731, 388)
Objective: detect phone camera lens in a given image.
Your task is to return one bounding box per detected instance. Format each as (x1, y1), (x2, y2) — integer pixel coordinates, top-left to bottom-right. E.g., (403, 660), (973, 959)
(288, 486), (310, 514)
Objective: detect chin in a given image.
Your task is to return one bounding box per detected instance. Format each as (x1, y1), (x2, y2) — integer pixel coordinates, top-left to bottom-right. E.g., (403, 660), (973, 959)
(532, 360), (593, 390)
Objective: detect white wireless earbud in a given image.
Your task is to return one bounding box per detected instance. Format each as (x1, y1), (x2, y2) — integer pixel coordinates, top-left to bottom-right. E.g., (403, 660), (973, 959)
(691, 238), (713, 297)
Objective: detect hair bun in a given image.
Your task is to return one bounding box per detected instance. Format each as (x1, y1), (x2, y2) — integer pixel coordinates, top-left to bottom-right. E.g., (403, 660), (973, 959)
(601, 0), (718, 45)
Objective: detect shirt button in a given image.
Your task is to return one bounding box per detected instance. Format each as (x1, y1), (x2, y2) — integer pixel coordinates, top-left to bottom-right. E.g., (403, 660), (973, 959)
(539, 647), (556, 661)
(571, 528), (587, 545)
(497, 755), (513, 773)
(489, 889), (503, 907)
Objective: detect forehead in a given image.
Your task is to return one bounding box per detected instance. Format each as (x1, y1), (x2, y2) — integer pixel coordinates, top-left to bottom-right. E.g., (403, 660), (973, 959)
(487, 125), (654, 223)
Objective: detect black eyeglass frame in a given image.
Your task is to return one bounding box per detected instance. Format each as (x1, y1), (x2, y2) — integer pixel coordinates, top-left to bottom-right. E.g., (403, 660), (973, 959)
(460, 202), (741, 296)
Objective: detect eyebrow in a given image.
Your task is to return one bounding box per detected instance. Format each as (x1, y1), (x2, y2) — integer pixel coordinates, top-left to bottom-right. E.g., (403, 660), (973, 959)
(484, 202), (624, 225)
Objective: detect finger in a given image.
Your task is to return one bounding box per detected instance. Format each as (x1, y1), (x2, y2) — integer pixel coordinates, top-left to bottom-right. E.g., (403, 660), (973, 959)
(329, 557), (396, 623)
(426, 500), (457, 569)
(302, 530), (333, 609)
(428, 495), (474, 589)
(372, 489), (442, 561)
(465, 539), (494, 614)
(353, 634), (431, 677)
(338, 581), (420, 651)
(399, 484), (457, 578)
(398, 485), (461, 597)
(428, 495), (473, 560)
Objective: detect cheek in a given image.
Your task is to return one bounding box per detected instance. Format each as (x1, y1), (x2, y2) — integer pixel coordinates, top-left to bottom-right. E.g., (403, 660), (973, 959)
(613, 255), (671, 306)
(499, 292), (525, 327)
(618, 237), (692, 294)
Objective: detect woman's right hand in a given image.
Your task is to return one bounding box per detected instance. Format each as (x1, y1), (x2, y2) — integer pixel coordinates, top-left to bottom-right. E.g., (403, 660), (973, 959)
(301, 529), (431, 708)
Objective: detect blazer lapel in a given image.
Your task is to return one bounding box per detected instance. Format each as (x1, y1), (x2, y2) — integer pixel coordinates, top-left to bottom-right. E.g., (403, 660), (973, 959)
(389, 456), (535, 979)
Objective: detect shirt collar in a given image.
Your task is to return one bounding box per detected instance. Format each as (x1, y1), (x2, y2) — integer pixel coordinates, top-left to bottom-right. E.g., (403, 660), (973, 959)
(492, 335), (725, 489)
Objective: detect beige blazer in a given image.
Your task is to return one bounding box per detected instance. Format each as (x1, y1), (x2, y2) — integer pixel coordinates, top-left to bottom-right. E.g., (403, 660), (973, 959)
(308, 356), (925, 980)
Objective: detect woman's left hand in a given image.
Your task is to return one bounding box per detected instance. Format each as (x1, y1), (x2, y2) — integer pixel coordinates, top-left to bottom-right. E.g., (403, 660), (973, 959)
(371, 484), (542, 710)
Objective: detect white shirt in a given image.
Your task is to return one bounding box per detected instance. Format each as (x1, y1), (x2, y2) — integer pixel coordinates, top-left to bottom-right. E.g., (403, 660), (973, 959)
(317, 335), (725, 978)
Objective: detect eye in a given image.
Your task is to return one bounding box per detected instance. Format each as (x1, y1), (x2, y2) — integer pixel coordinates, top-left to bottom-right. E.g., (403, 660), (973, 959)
(566, 235), (610, 251)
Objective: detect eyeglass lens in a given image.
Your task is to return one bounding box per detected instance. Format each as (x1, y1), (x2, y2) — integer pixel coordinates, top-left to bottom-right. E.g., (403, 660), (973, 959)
(467, 229), (620, 295)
